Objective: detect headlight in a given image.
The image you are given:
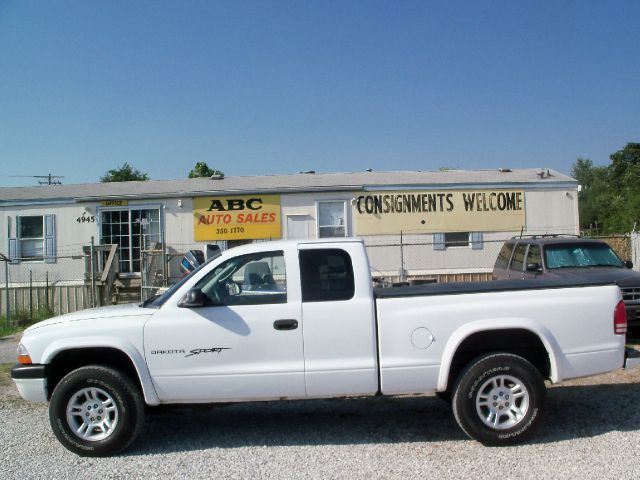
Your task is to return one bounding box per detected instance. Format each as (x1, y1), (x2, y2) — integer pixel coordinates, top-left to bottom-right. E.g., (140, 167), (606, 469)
(17, 344), (32, 365)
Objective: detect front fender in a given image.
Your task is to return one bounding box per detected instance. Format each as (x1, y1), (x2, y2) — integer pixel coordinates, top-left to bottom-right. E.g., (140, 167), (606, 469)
(41, 336), (160, 406)
(436, 318), (564, 392)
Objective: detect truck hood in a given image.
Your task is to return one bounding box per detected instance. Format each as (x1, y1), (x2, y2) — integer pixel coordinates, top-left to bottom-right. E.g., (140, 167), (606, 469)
(541, 267), (640, 286)
(24, 303), (154, 332)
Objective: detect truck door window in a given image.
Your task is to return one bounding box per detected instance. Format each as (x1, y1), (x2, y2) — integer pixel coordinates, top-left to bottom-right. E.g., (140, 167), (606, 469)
(510, 244), (527, 272)
(299, 249), (355, 302)
(193, 251), (287, 306)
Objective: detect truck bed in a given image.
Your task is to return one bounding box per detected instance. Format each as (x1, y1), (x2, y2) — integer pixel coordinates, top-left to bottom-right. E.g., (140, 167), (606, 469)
(374, 277), (616, 299)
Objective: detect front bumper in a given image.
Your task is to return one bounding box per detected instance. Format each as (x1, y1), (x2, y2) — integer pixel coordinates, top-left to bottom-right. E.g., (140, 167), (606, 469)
(624, 348), (640, 369)
(10, 364), (48, 402)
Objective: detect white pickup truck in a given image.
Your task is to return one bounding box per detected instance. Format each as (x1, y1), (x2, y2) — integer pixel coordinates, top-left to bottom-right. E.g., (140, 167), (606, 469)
(11, 239), (640, 456)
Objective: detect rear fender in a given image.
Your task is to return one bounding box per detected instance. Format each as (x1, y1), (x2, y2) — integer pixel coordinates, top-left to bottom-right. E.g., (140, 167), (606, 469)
(437, 318), (563, 391)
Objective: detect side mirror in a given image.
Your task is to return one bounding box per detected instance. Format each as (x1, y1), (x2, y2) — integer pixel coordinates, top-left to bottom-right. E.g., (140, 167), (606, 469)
(227, 281), (242, 296)
(624, 260), (634, 269)
(526, 262), (543, 273)
(178, 288), (208, 308)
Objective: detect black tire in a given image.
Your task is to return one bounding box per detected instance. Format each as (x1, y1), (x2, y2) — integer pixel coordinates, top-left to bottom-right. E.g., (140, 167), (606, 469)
(435, 391), (452, 404)
(49, 366), (145, 456)
(452, 353), (546, 446)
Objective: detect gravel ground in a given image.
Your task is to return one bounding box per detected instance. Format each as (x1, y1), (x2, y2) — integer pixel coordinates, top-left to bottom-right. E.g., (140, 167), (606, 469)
(0, 334), (20, 364)
(1, 334), (639, 479)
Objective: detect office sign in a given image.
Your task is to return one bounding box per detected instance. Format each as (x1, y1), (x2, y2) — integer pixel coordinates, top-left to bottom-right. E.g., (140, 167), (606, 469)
(193, 195), (281, 241)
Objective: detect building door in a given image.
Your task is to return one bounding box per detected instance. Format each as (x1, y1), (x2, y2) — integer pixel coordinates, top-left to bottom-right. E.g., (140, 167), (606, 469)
(100, 207), (161, 274)
(287, 215), (311, 239)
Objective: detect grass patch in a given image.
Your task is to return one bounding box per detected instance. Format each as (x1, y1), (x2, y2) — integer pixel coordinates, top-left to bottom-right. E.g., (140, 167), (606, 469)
(0, 308), (54, 338)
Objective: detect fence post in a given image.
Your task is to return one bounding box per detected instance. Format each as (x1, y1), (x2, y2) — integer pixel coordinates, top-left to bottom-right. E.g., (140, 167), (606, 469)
(161, 215), (168, 287)
(632, 231), (640, 272)
(90, 236), (96, 308)
(400, 230), (405, 283)
(29, 270), (33, 320)
(3, 257), (9, 328)
(45, 271), (49, 312)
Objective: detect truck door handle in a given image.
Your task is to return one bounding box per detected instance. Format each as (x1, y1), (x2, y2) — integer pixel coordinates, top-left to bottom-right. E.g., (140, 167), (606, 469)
(273, 319), (298, 331)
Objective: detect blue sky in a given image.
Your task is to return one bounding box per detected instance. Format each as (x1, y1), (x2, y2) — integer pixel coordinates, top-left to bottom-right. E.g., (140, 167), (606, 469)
(1, 0), (638, 187)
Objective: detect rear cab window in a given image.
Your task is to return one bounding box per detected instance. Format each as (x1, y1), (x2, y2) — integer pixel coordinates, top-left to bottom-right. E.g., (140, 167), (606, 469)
(299, 249), (355, 302)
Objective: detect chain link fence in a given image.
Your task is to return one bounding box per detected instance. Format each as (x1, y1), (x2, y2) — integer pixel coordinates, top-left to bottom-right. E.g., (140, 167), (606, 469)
(589, 234), (635, 265)
(1, 252), (89, 329)
(364, 234), (503, 285)
(364, 233), (638, 285)
(141, 247), (169, 301)
(3, 232), (637, 329)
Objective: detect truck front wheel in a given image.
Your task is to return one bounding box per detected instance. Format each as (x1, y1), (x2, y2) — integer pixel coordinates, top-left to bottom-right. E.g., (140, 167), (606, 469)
(452, 353), (546, 446)
(49, 366), (145, 456)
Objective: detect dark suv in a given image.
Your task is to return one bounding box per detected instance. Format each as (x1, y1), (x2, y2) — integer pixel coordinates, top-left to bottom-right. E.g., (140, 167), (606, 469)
(493, 236), (640, 332)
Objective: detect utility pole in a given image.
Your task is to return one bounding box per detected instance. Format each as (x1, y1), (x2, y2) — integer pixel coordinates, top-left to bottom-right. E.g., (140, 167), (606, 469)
(36, 174), (64, 185)
(4, 174), (65, 186)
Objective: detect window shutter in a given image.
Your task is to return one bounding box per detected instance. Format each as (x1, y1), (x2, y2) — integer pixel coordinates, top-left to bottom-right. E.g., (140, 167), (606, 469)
(9, 238), (20, 264)
(471, 232), (484, 250)
(433, 233), (445, 251)
(45, 214), (56, 263)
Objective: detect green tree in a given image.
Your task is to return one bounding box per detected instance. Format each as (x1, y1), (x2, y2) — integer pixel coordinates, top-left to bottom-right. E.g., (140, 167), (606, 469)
(188, 162), (224, 178)
(606, 143), (640, 232)
(609, 143), (640, 186)
(573, 143), (640, 234)
(100, 162), (150, 182)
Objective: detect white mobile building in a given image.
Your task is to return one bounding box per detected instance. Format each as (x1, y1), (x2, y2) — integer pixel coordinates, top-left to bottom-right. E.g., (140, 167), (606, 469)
(0, 168), (578, 309)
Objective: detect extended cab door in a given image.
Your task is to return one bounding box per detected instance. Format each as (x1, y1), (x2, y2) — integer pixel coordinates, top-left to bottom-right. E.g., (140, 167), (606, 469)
(144, 247), (306, 402)
(298, 243), (379, 397)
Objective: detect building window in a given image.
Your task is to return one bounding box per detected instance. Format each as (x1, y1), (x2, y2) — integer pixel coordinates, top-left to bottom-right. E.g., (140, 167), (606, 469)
(445, 232), (470, 248)
(317, 201), (347, 238)
(19, 216), (45, 260)
(433, 232), (483, 250)
(10, 214), (56, 263)
(100, 207), (161, 274)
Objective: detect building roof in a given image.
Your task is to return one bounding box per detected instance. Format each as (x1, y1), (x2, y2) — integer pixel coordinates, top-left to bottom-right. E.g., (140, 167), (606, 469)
(0, 168), (576, 205)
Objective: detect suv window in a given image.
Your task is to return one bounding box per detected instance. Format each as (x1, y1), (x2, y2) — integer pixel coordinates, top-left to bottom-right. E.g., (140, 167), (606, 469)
(526, 245), (541, 267)
(545, 243), (624, 269)
(495, 243), (514, 270)
(299, 249), (355, 302)
(510, 244), (527, 272)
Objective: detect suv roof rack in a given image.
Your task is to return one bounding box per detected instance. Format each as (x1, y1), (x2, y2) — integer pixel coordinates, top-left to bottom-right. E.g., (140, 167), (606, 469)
(510, 234), (581, 239)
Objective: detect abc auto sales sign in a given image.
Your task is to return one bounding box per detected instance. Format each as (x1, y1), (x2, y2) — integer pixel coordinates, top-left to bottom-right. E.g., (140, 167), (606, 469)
(193, 195), (282, 241)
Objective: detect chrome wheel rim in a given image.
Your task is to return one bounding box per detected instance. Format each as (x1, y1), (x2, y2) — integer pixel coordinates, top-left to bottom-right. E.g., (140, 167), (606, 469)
(475, 374), (530, 430)
(66, 387), (119, 441)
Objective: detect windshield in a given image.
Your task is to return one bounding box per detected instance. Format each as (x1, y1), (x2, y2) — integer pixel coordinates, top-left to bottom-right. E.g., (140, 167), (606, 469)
(142, 252), (221, 308)
(544, 243), (624, 269)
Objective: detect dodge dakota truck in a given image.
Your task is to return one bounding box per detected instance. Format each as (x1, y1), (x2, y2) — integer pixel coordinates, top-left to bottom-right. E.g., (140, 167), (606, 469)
(11, 238), (640, 456)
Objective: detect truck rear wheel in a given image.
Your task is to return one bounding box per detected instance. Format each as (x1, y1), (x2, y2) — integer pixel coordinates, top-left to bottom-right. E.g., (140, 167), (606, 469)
(452, 353), (545, 446)
(49, 366), (145, 456)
